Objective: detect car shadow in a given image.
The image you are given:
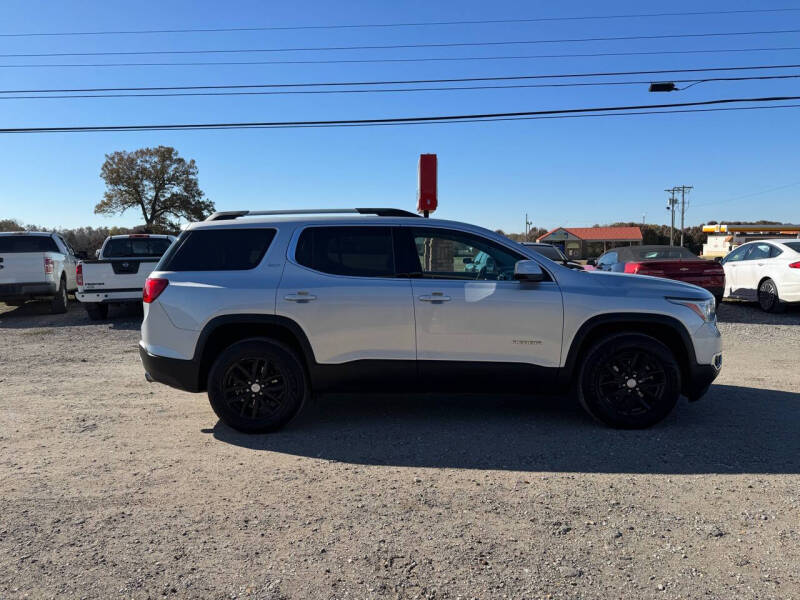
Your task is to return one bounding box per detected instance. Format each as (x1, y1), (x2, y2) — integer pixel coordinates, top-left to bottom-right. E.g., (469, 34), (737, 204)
(0, 301), (141, 330)
(212, 384), (800, 474)
(717, 301), (800, 325)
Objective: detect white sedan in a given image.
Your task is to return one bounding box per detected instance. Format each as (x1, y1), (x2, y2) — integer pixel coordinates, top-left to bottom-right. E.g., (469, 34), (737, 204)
(720, 239), (800, 312)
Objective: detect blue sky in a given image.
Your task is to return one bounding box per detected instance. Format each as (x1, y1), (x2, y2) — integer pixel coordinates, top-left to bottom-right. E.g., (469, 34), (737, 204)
(1, 0), (799, 232)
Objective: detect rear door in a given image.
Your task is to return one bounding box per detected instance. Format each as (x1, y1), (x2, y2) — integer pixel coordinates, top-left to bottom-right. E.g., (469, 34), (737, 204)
(397, 226), (563, 389)
(739, 243), (774, 300)
(276, 225), (416, 384)
(54, 234), (78, 289)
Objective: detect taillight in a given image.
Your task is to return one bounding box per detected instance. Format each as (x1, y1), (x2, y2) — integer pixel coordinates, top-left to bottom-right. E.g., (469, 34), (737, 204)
(624, 262), (641, 274)
(76, 263), (83, 286)
(625, 262), (664, 276)
(44, 257), (54, 275)
(143, 277), (168, 303)
(790, 261), (800, 269)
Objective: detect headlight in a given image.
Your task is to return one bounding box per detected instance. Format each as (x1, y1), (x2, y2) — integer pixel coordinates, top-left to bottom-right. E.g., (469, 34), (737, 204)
(668, 297), (716, 322)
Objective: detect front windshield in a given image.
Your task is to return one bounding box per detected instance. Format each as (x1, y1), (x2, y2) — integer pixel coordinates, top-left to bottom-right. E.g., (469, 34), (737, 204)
(530, 245), (566, 262)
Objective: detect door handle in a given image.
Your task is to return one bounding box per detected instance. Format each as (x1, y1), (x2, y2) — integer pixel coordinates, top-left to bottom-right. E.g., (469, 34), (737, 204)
(419, 293), (451, 303)
(285, 292), (316, 303)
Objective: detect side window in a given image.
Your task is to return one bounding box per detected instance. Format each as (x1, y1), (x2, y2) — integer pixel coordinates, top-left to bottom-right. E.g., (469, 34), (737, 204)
(53, 235), (68, 254)
(746, 243), (771, 260)
(159, 228), (276, 271)
(408, 228), (524, 281)
(723, 245), (749, 263)
(294, 226), (395, 277)
(770, 245), (783, 258)
(598, 252), (618, 268)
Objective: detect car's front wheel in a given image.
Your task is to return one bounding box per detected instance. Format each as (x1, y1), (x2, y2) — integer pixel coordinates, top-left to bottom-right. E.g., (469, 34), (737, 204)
(578, 333), (681, 429)
(207, 339), (308, 433)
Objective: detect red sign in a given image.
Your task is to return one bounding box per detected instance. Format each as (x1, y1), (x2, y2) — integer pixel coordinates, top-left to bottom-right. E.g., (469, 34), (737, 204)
(417, 154), (437, 214)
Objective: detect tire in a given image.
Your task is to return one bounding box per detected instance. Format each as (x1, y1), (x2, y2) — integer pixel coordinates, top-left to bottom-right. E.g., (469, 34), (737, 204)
(714, 294), (724, 308)
(757, 278), (784, 313)
(50, 276), (68, 314)
(85, 302), (109, 321)
(577, 333), (681, 429)
(207, 339), (308, 433)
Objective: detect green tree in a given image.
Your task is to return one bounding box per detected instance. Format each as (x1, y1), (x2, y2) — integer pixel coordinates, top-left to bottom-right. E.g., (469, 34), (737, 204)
(95, 146), (214, 232)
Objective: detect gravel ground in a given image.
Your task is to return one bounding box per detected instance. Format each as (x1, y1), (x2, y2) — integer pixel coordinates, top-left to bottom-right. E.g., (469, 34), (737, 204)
(1, 300), (799, 599)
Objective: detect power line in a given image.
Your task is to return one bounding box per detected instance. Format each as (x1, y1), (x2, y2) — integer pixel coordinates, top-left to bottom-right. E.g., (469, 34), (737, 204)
(693, 181), (800, 207)
(4, 29), (800, 58)
(2, 8), (798, 37)
(5, 46), (800, 69)
(3, 63), (799, 94)
(3, 75), (800, 101)
(1, 95), (798, 133)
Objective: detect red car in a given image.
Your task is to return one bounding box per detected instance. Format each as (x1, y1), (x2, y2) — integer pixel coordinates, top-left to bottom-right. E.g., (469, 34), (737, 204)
(589, 245), (726, 304)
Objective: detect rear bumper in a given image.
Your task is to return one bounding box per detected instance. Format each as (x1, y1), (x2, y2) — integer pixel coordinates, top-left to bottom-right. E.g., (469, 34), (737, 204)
(77, 289), (142, 304)
(0, 281), (57, 299)
(139, 343), (202, 393)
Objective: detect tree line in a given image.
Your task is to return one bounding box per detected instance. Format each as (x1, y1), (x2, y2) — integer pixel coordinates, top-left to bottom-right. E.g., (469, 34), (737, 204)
(497, 220), (788, 255)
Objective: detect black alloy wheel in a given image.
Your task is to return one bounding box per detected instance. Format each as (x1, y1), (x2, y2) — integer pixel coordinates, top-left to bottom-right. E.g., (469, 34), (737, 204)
(593, 349), (667, 418)
(207, 339), (307, 433)
(222, 357), (288, 421)
(578, 333), (681, 429)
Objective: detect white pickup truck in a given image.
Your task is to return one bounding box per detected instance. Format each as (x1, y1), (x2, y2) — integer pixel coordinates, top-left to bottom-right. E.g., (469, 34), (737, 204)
(77, 234), (175, 320)
(0, 231), (79, 313)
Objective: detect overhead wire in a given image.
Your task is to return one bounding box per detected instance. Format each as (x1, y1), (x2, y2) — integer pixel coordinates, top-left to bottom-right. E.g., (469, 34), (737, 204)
(2, 75), (800, 100)
(3, 29), (800, 59)
(2, 63), (799, 94)
(2, 95), (799, 133)
(2, 8), (799, 37)
(5, 47), (800, 69)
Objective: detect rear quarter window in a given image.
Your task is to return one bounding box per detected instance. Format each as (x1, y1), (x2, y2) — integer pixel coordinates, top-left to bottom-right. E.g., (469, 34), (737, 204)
(0, 235), (59, 253)
(159, 228), (276, 271)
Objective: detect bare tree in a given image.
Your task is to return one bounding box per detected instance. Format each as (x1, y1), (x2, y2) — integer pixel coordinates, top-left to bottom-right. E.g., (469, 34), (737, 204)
(96, 146), (214, 231)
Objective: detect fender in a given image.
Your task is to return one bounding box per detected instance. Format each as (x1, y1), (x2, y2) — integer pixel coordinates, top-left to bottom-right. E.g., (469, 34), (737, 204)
(559, 312), (696, 387)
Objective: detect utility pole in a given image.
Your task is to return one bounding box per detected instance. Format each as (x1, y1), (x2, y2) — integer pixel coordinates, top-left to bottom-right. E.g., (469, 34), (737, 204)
(665, 188), (678, 246)
(524, 213), (533, 241)
(676, 185), (692, 247)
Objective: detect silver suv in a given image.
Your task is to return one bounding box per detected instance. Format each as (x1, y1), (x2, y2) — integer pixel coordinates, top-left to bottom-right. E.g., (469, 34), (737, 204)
(139, 208), (722, 433)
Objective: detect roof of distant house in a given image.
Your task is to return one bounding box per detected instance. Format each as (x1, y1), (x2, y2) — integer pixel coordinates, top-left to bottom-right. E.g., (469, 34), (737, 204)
(537, 226), (643, 242)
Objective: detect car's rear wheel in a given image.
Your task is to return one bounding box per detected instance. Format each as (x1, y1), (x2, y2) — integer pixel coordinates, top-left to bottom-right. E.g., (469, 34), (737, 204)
(207, 339), (308, 433)
(578, 333), (681, 429)
(85, 302), (109, 320)
(757, 278), (783, 313)
(50, 276), (68, 314)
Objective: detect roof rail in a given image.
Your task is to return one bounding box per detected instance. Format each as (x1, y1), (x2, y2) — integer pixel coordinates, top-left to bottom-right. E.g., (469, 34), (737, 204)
(205, 208), (420, 221)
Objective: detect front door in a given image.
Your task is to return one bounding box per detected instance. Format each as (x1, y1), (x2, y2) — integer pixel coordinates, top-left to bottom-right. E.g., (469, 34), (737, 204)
(721, 244), (750, 298)
(396, 226), (564, 390)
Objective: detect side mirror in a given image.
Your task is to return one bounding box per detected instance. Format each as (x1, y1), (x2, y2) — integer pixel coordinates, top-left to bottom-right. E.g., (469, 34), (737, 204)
(586, 258), (597, 266)
(514, 260), (544, 282)
(462, 257), (473, 264)
(95, 249), (101, 259)
(713, 256), (723, 263)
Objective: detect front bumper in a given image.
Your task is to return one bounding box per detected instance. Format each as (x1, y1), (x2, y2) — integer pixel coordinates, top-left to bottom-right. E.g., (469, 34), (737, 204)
(0, 281), (57, 299)
(685, 357), (722, 401)
(139, 343), (202, 393)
